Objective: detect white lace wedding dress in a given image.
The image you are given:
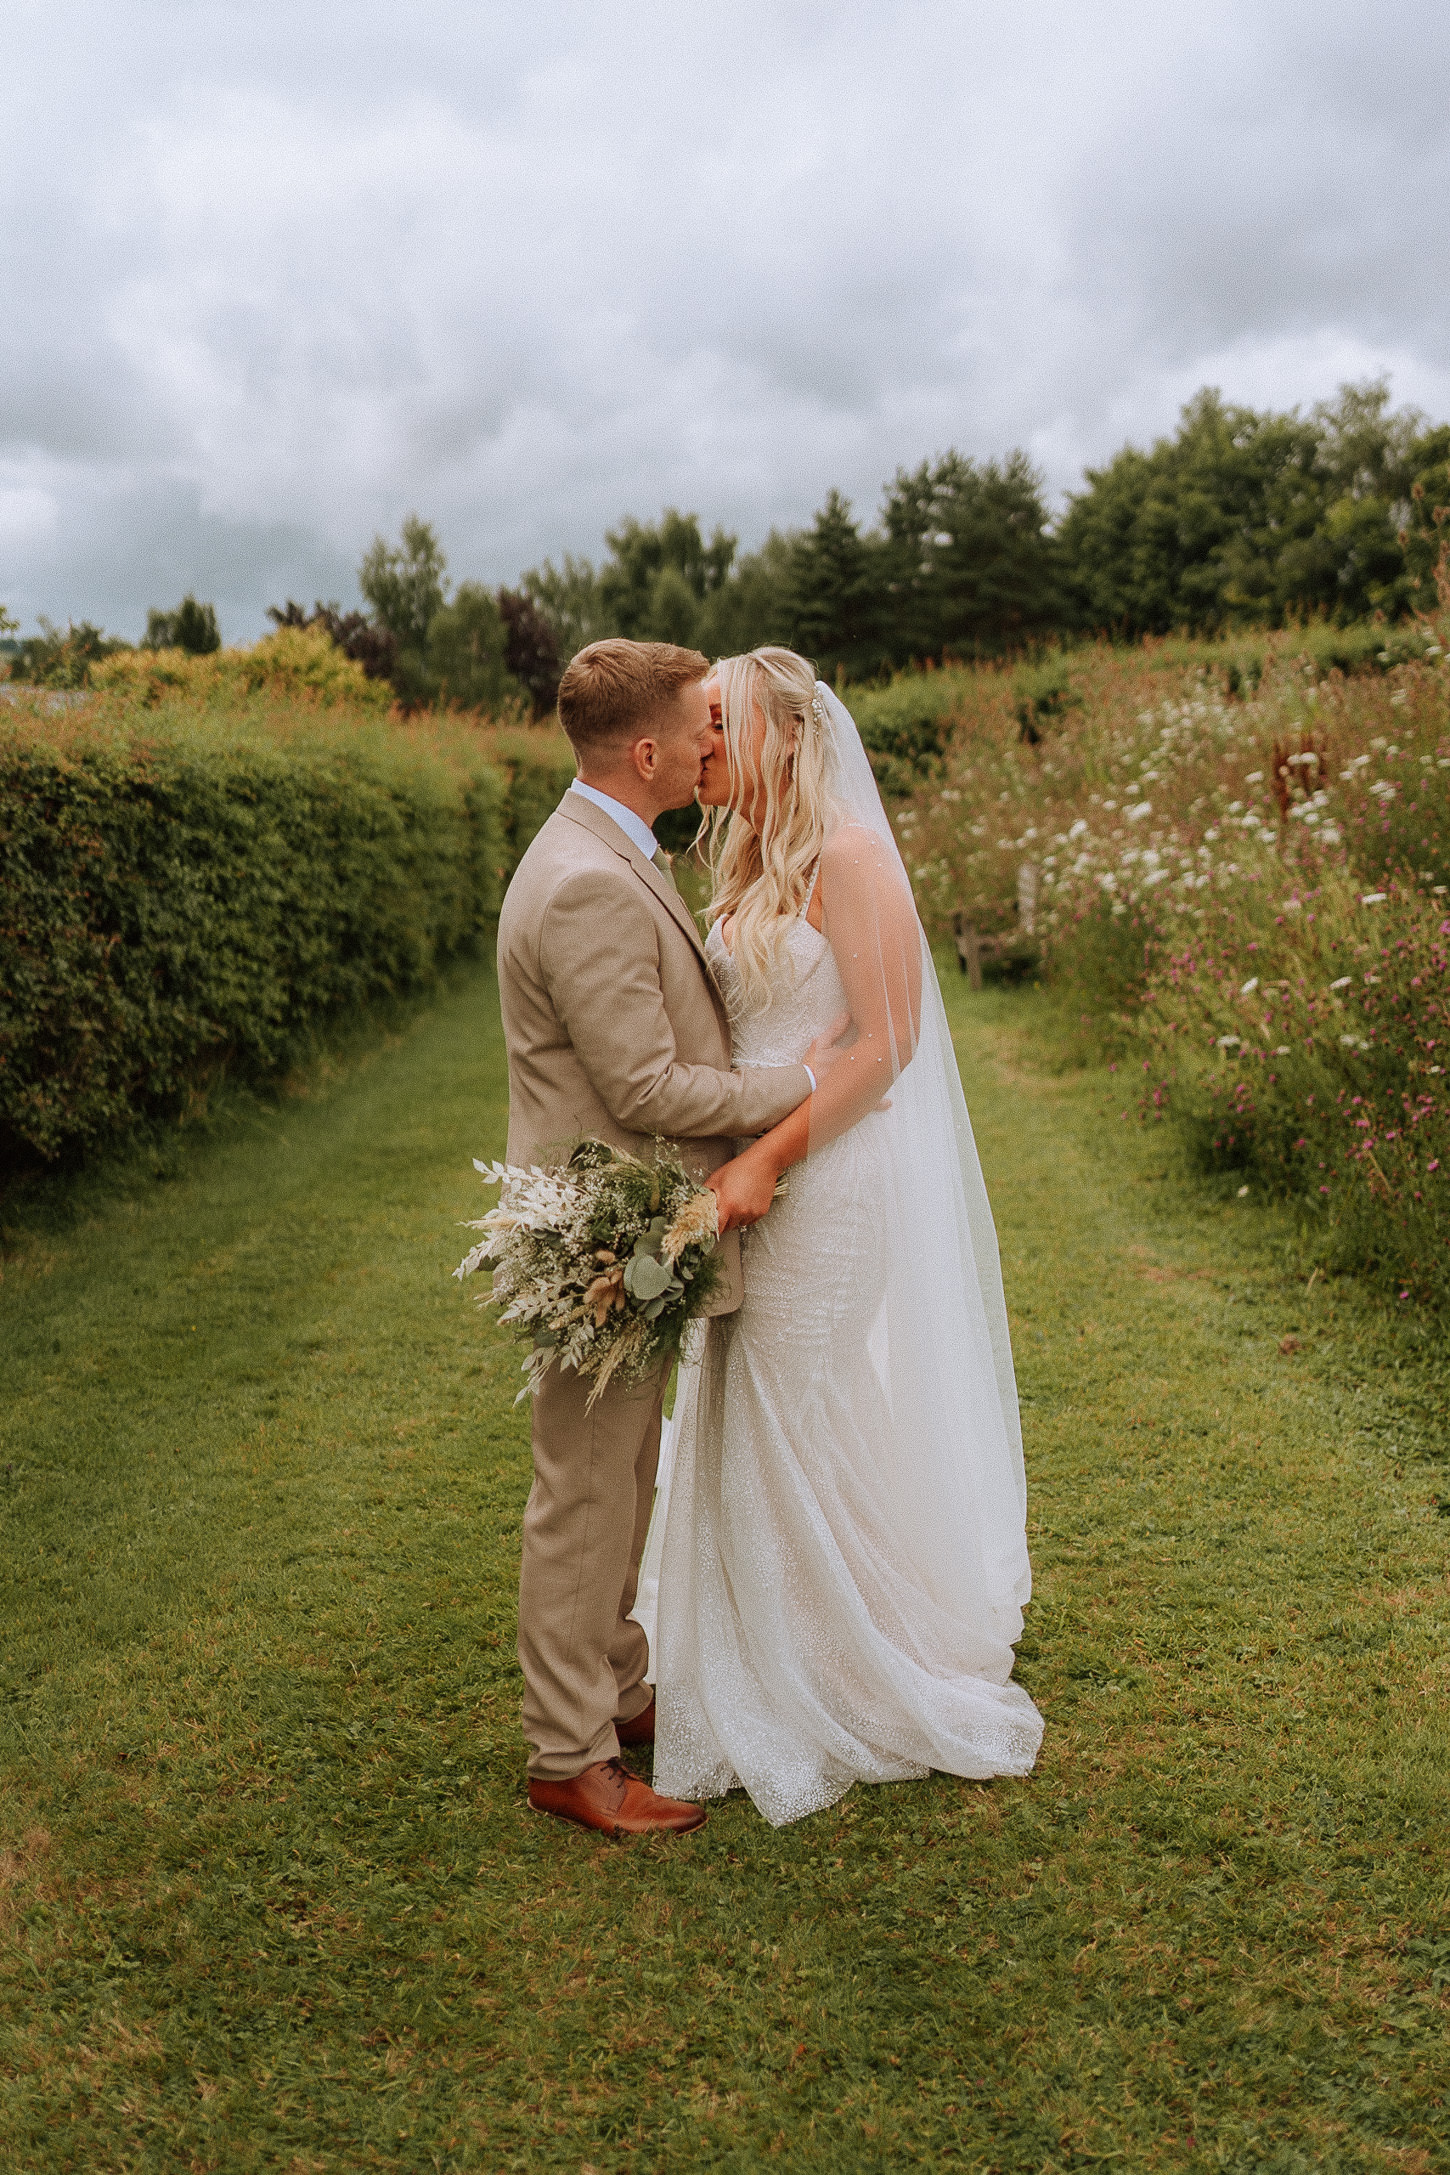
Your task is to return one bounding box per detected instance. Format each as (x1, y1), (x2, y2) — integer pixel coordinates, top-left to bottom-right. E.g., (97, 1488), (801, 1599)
(644, 903), (1044, 1827)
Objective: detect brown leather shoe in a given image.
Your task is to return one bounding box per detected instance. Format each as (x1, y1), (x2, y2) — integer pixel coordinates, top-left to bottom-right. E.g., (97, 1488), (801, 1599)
(528, 1757), (706, 1837)
(615, 1695), (655, 1749)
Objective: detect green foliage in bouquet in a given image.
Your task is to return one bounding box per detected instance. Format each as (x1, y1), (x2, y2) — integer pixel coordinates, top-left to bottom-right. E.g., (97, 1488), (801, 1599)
(454, 1139), (725, 1405)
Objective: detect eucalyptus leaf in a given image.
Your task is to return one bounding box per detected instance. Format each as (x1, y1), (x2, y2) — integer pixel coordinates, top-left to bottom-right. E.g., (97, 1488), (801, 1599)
(624, 1253), (675, 1303)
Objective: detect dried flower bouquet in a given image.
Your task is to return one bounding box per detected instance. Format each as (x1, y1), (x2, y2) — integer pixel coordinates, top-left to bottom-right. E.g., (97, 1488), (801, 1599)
(454, 1138), (726, 1404)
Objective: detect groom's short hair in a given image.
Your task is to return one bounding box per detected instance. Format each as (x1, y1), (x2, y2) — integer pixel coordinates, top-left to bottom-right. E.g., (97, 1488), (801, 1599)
(557, 639), (709, 757)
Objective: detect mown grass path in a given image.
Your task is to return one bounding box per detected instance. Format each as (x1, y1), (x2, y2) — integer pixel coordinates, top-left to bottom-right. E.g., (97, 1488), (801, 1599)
(2, 965), (1447, 2173)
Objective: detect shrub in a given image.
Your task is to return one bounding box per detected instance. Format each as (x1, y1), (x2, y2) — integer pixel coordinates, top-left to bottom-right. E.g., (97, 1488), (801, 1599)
(267, 601), (398, 684)
(0, 699), (509, 1168)
(1012, 659), (1083, 744)
(91, 626), (394, 714)
(851, 670), (969, 797)
(472, 725), (578, 863)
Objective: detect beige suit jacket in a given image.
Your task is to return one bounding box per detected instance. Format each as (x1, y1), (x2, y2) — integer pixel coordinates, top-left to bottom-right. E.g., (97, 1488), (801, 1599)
(496, 792), (811, 1313)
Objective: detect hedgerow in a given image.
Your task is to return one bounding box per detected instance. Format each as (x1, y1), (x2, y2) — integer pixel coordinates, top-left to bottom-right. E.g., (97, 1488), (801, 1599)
(0, 693), (576, 1168)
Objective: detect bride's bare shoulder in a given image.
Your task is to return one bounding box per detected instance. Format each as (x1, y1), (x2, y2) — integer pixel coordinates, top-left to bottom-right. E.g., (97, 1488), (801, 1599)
(818, 825), (918, 959)
(820, 822), (901, 896)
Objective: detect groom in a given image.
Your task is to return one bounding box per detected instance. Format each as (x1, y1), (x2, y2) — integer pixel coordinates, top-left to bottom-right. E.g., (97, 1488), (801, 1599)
(496, 639), (833, 1837)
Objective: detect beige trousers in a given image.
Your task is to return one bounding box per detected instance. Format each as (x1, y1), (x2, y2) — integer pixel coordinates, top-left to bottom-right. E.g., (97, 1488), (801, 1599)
(517, 1357), (667, 1779)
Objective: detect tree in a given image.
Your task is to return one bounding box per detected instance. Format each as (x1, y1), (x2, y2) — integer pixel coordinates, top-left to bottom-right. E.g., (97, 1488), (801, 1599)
(423, 583), (519, 710)
(521, 513), (740, 658)
(357, 516), (454, 707)
(880, 450), (1063, 661)
(1305, 382), (1447, 621)
(693, 529), (797, 657)
(1399, 432), (1450, 613)
(1057, 390), (1336, 634)
(780, 490), (889, 682)
(352, 520), (528, 711)
(1055, 382), (1448, 636)
(10, 619), (129, 688)
(497, 589), (561, 715)
(519, 554), (612, 658)
(359, 516), (449, 653)
(144, 595), (221, 653)
(596, 510), (738, 645)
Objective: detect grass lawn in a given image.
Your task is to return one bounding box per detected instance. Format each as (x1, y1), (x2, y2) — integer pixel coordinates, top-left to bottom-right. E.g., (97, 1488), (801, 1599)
(1, 960), (1447, 2173)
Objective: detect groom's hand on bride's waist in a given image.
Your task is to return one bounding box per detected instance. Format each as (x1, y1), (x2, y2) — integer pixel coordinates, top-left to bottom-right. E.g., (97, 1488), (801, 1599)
(804, 1012), (853, 1086)
(708, 1016), (865, 1230)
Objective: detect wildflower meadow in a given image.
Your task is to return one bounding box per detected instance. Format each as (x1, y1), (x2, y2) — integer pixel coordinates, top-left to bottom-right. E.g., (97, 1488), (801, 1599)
(872, 617), (1450, 1310)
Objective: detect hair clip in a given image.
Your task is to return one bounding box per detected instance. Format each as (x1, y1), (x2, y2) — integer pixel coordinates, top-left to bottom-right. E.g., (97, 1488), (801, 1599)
(810, 683), (828, 728)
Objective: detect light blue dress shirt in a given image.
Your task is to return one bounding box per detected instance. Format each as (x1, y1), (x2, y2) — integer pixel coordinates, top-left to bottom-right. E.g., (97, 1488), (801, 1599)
(568, 778), (662, 862)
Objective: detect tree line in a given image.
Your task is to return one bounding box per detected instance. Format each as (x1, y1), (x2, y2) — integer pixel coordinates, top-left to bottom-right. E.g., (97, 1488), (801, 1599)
(6, 379), (1448, 705)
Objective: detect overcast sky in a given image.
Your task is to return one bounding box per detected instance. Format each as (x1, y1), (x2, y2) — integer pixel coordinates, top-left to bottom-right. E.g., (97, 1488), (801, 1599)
(4, 0), (1448, 642)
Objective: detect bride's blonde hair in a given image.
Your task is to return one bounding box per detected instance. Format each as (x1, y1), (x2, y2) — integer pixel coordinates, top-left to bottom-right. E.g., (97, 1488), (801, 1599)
(704, 646), (838, 1013)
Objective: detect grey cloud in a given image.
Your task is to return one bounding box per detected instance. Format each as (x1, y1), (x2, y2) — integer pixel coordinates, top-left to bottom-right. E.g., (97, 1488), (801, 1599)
(3, 0), (1448, 638)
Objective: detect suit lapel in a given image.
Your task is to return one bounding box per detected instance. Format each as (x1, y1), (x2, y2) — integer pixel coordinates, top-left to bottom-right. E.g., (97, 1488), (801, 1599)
(557, 794), (712, 968)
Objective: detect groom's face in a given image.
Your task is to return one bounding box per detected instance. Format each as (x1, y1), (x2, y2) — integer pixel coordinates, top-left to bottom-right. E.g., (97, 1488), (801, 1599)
(643, 677), (714, 811)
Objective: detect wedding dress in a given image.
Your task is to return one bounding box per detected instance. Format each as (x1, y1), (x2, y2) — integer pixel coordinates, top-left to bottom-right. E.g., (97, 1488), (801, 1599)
(641, 686), (1044, 1828)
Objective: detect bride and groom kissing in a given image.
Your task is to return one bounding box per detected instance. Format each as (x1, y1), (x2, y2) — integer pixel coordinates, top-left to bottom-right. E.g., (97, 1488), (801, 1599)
(496, 638), (1043, 1837)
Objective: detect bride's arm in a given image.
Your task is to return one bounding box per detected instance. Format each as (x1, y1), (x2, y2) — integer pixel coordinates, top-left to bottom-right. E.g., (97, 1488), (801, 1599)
(708, 827), (923, 1231)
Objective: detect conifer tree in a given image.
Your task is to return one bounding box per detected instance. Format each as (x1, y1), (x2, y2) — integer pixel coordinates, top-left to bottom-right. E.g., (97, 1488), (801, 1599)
(881, 450), (1062, 660)
(782, 490), (888, 683)
(143, 595), (220, 654)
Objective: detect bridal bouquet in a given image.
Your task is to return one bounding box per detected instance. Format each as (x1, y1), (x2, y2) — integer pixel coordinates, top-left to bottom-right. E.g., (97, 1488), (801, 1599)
(453, 1139), (725, 1405)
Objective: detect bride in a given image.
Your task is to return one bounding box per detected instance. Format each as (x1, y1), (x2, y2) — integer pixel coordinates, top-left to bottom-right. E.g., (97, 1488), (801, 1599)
(640, 646), (1044, 1827)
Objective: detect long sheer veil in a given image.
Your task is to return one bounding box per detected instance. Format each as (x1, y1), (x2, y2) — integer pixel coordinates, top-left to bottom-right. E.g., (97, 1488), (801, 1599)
(805, 682), (1031, 1626)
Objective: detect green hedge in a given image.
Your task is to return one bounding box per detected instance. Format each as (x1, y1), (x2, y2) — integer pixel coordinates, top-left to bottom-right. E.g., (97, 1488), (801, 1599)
(0, 709), (576, 1167)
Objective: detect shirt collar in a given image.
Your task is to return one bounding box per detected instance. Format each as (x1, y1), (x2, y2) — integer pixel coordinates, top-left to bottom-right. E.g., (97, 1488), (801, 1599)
(568, 778), (661, 863)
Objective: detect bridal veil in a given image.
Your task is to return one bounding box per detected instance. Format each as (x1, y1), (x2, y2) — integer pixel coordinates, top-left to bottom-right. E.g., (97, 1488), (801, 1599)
(801, 680), (1033, 1629)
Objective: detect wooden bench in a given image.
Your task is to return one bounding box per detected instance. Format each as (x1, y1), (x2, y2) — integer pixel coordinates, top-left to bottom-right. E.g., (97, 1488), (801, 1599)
(952, 862), (1040, 990)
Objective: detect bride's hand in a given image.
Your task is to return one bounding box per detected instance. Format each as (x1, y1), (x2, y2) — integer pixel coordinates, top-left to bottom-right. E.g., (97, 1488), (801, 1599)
(706, 1147), (779, 1233)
